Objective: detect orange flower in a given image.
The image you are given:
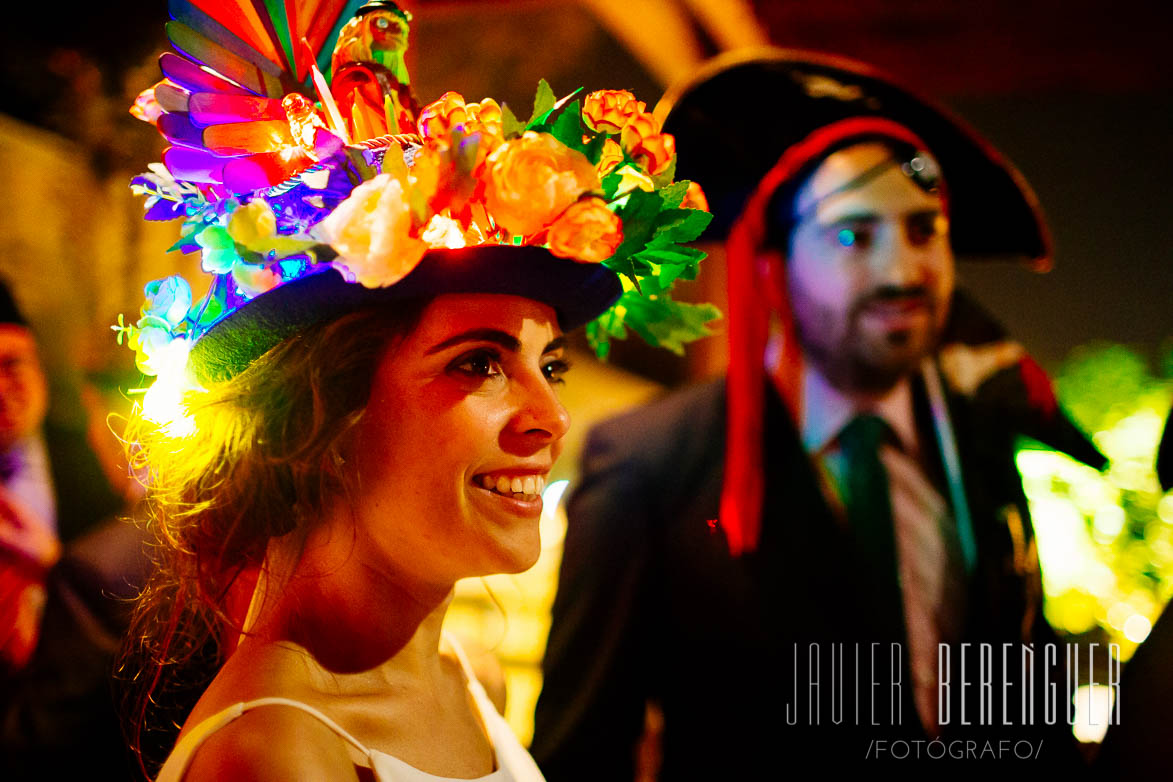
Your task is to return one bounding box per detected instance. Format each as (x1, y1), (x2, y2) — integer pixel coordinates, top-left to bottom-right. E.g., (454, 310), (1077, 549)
(682, 181), (710, 212)
(547, 197), (624, 264)
(315, 172), (428, 288)
(410, 141), (480, 217)
(482, 131), (600, 237)
(582, 90), (646, 134)
(621, 114), (675, 176)
(418, 91), (504, 148)
(596, 138), (624, 177)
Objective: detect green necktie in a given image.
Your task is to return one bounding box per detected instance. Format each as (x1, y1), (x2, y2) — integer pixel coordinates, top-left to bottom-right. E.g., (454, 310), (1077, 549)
(838, 414), (906, 641)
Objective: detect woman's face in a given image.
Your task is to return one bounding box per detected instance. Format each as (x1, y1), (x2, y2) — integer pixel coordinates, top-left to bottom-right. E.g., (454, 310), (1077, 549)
(347, 293), (571, 586)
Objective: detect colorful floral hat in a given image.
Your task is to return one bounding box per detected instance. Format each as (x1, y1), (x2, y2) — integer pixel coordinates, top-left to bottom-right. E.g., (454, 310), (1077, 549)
(120, 0), (717, 421)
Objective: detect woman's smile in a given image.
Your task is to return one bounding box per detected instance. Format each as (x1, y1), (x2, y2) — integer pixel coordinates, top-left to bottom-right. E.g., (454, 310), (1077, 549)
(471, 468), (550, 516)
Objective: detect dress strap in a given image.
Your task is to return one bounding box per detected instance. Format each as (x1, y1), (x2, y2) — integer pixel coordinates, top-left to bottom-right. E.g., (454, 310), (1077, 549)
(440, 632), (548, 782)
(155, 697), (373, 782)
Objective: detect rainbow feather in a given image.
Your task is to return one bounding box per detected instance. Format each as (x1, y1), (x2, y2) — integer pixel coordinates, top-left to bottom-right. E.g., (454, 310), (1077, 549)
(203, 120), (296, 155)
(154, 82), (191, 113)
(141, 0), (395, 191)
(189, 93), (287, 126)
(162, 146), (238, 184)
(159, 52), (257, 97)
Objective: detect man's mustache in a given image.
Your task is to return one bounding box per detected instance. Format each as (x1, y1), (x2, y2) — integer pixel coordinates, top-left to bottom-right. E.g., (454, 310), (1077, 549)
(855, 285), (934, 311)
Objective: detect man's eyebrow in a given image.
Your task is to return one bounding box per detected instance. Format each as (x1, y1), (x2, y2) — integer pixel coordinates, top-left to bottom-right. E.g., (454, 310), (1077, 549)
(425, 328), (521, 355)
(906, 207), (943, 219)
(816, 211), (881, 225)
(544, 336), (567, 354)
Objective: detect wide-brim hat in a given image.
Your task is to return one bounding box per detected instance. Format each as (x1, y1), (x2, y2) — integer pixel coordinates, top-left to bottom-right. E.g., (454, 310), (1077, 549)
(189, 245), (620, 384)
(125, 0), (718, 414)
(657, 47), (1051, 270)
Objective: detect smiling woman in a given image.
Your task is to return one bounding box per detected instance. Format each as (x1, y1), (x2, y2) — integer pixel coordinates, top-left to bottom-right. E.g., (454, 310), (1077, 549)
(116, 2), (714, 779)
(348, 294), (571, 585)
(120, 257), (631, 782)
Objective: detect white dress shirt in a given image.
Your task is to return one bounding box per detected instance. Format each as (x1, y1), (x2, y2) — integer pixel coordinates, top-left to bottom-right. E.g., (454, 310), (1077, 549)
(2, 434), (58, 534)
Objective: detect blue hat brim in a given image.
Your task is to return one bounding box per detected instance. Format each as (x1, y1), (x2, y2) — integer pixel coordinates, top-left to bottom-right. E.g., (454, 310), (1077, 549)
(189, 245), (620, 384)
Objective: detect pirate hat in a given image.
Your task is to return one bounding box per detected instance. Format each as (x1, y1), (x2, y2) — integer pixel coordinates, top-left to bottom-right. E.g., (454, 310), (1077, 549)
(658, 47), (1051, 269)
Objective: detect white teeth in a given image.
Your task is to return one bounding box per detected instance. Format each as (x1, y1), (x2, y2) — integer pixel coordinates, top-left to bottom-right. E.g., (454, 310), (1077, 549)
(479, 474), (547, 499)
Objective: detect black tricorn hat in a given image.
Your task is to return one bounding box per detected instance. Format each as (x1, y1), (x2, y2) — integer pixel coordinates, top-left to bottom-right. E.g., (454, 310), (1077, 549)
(657, 47), (1051, 269)
(188, 245), (621, 385)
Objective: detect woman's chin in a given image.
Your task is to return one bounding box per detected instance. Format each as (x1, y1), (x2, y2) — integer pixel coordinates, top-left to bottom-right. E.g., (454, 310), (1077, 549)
(479, 528), (543, 576)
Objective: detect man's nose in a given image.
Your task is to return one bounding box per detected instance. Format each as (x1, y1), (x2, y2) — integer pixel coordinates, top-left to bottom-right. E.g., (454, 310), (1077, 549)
(875, 227), (929, 286)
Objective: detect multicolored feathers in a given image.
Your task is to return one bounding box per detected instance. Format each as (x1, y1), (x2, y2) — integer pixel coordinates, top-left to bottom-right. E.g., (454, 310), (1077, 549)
(136, 0), (412, 191)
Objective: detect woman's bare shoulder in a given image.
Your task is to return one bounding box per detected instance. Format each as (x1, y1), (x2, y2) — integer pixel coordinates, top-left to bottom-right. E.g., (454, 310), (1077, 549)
(175, 641), (358, 780)
(182, 703), (361, 782)
(189, 637), (329, 715)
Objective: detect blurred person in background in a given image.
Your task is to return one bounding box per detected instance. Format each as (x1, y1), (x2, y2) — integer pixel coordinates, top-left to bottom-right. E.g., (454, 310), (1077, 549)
(0, 276), (147, 777)
(1094, 410), (1173, 774)
(533, 50), (1104, 778)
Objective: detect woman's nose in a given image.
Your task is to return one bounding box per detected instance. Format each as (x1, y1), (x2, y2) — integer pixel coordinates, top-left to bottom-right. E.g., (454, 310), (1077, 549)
(510, 374), (571, 447)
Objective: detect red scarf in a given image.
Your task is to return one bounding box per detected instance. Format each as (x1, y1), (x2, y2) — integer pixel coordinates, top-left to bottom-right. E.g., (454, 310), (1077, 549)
(719, 117), (943, 555)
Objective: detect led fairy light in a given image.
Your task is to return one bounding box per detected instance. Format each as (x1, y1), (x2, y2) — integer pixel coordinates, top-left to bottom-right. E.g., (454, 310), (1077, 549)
(140, 354), (199, 439)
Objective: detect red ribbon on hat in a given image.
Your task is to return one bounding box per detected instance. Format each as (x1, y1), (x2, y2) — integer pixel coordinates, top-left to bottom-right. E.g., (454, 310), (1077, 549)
(719, 116), (945, 556)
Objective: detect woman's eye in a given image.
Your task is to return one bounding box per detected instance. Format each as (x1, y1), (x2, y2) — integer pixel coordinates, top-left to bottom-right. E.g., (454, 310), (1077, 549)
(543, 358), (571, 385)
(451, 350), (503, 379)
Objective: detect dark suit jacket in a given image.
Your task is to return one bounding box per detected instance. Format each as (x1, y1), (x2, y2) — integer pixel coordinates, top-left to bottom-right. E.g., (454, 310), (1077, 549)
(532, 375), (1085, 778)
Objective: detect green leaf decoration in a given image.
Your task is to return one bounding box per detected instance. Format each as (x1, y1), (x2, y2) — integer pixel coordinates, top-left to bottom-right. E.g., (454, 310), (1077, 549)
(168, 236), (196, 254)
(646, 300), (722, 355)
(192, 290), (225, 327)
(656, 181), (689, 210)
(601, 170), (625, 201)
(585, 305), (630, 359)
(630, 249), (703, 288)
(651, 155), (678, 189)
(620, 292), (722, 355)
(585, 321), (611, 360)
(546, 100), (588, 154)
(196, 226), (234, 250)
(501, 103), (524, 139)
(651, 207), (713, 246)
(604, 188), (665, 281)
(526, 79), (557, 127)
(582, 131), (608, 166)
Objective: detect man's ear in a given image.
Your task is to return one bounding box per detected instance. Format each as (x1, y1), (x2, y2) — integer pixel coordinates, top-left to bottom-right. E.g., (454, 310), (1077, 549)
(756, 249), (788, 314)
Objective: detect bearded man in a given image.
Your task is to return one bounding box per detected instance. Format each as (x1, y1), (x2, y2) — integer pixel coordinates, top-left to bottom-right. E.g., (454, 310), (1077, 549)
(533, 50), (1100, 778)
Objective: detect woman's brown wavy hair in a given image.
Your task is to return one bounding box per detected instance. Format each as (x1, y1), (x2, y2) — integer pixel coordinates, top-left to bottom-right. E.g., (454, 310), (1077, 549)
(118, 301), (427, 778)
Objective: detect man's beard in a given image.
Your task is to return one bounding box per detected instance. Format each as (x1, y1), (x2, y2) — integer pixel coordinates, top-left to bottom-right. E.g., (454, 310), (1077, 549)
(797, 285), (945, 394)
